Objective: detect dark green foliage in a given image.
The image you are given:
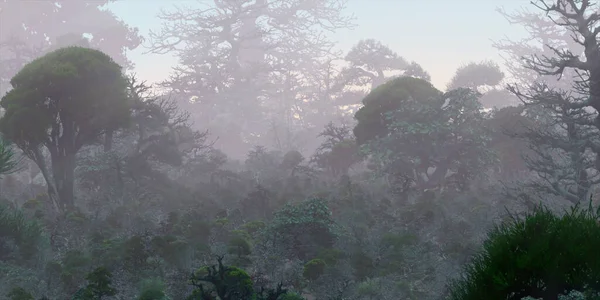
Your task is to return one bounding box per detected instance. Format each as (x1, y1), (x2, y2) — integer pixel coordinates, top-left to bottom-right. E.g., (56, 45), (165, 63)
(0, 46), (130, 211)
(137, 278), (168, 300)
(311, 122), (360, 177)
(379, 232), (418, 275)
(354, 76), (495, 190)
(241, 185), (273, 221)
(269, 198), (338, 260)
(123, 235), (150, 270)
(151, 234), (189, 267)
(353, 76), (441, 145)
(279, 292), (306, 300)
(448, 205), (600, 300)
(350, 251), (375, 281)
(0, 204), (44, 261)
(303, 259), (326, 281)
(7, 287), (34, 300)
(186, 256), (289, 300)
(187, 256), (256, 300)
(241, 220), (266, 236)
(0, 137), (22, 177)
(316, 248), (344, 266)
(227, 231), (252, 265)
(254, 283), (289, 300)
(60, 250), (92, 292)
(78, 267), (117, 299)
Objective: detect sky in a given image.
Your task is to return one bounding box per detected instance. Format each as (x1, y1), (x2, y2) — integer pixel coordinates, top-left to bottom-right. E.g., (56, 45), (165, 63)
(107, 0), (532, 91)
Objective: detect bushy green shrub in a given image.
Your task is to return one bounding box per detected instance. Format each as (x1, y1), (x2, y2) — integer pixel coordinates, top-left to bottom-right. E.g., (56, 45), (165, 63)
(7, 287), (34, 300)
(137, 278), (169, 300)
(303, 259), (326, 281)
(448, 205), (600, 300)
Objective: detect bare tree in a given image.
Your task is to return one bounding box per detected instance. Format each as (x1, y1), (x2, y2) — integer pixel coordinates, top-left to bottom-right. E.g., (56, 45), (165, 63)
(499, 0), (600, 204)
(146, 0), (355, 157)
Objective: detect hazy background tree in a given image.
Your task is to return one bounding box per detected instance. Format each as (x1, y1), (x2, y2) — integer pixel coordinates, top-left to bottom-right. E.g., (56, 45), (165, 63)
(354, 77), (495, 192)
(447, 60), (517, 109)
(0, 0), (142, 96)
(495, 0), (600, 205)
(147, 0), (355, 158)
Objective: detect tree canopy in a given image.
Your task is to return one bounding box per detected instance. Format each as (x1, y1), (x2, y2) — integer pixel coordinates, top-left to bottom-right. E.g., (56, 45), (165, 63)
(0, 46), (130, 211)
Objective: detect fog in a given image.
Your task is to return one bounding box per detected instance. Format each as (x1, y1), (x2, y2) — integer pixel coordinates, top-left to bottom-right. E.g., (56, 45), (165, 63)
(1, 0), (600, 299)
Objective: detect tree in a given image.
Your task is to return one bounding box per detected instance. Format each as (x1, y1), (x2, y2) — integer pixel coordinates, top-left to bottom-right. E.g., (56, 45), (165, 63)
(493, 2), (582, 90)
(311, 122), (360, 178)
(0, 0), (142, 96)
(447, 61), (504, 91)
(507, 88), (599, 204)
(79, 267), (117, 300)
(403, 61), (432, 82)
(447, 60), (517, 109)
(7, 287), (34, 300)
(0, 137), (21, 177)
(188, 256), (288, 300)
(496, 0), (600, 204)
(341, 39), (409, 90)
(0, 46), (130, 212)
(137, 278), (169, 300)
(448, 205), (600, 299)
(264, 198), (338, 260)
(353, 76), (441, 146)
(147, 0), (354, 158)
(484, 106), (532, 177)
(354, 77), (495, 191)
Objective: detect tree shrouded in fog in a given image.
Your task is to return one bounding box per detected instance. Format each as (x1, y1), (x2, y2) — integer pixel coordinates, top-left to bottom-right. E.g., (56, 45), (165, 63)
(0, 47), (130, 212)
(335, 39), (431, 116)
(341, 39), (409, 90)
(493, 0), (600, 204)
(354, 76), (495, 191)
(147, 0), (355, 157)
(0, 0), (142, 96)
(447, 60), (517, 109)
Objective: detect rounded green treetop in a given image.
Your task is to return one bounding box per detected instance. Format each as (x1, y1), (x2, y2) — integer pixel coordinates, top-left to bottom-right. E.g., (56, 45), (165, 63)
(0, 46), (130, 210)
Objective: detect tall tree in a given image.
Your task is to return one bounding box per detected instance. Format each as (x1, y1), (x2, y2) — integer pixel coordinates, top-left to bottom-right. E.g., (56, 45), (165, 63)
(493, 3), (582, 89)
(0, 47), (130, 212)
(0, 0), (142, 96)
(336, 39), (431, 114)
(341, 39), (409, 90)
(447, 60), (517, 109)
(354, 77), (495, 191)
(497, 0), (600, 204)
(147, 0), (354, 157)
(311, 122), (359, 178)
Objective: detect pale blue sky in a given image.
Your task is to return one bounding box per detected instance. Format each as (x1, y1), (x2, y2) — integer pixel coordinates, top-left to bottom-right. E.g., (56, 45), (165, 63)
(108, 0), (530, 90)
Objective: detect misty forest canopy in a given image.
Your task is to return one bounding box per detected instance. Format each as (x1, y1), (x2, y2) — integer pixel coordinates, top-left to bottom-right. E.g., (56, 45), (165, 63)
(3, 0), (600, 299)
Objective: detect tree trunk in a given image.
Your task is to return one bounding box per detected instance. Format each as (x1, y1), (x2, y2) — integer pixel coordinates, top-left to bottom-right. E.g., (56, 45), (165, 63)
(103, 130), (113, 152)
(51, 152), (76, 211)
(30, 148), (60, 212)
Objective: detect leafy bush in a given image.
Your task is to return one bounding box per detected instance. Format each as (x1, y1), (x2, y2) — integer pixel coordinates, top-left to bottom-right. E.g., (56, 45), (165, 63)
(448, 205), (600, 300)
(137, 278), (169, 300)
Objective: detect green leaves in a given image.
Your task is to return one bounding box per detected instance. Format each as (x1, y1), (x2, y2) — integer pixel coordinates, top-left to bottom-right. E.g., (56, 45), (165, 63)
(448, 205), (600, 300)
(0, 137), (21, 177)
(78, 267), (117, 300)
(268, 198), (339, 260)
(354, 76), (441, 146)
(357, 80), (495, 189)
